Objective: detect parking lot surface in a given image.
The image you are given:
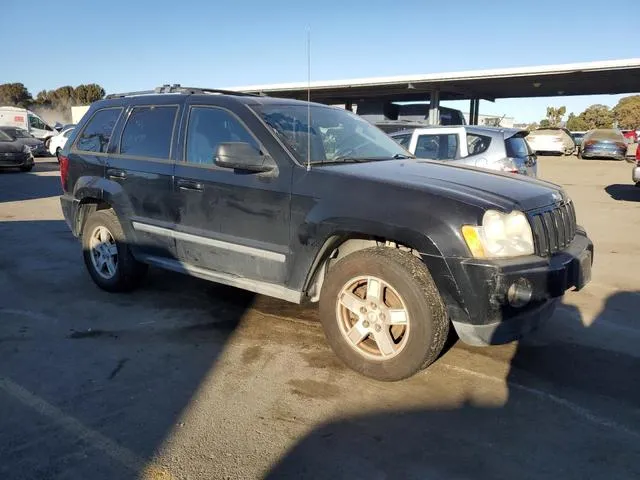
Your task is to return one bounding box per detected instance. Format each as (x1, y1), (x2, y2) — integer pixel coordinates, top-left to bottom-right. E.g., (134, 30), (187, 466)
(1, 156), (639, 479)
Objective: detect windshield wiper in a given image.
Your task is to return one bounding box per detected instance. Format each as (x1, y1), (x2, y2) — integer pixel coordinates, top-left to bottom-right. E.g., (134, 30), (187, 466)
(392, 153), (414, 159)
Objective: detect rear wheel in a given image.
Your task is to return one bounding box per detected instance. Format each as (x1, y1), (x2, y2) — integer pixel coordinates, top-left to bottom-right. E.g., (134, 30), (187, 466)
(319, 247), (448, 381)
(20, 164), (33, 172)
(82, 209), (147, 292)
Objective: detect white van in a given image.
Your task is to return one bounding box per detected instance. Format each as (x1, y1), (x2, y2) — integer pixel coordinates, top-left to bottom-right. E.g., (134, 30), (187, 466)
(0, 106), (56, 147)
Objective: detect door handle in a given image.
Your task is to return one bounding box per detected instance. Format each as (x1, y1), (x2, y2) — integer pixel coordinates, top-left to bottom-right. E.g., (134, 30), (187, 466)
(107, 168), (126, 179)
(177, 179), (204, 191)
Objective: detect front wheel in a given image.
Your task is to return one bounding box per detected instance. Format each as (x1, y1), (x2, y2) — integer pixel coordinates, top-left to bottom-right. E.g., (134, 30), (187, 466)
(319, 247), (448, 381)
(82, 209), (147, 292)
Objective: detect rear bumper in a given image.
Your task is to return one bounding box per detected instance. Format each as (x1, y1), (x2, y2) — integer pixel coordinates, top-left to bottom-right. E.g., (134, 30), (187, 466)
(60, 194), (80, 236)
(437, 229), (593, 346)
(581, 146), (626, 159)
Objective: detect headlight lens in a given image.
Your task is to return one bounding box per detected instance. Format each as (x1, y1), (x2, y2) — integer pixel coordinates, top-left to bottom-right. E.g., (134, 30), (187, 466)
(462, 210), (534, 258)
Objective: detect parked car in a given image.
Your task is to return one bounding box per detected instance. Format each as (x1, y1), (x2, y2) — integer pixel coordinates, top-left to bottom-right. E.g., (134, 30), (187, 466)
(0, 126), (47, 156)
(390, 125), (537, 177)
(59, 85), (593, 381)
(570, 131), (586, 153)
(0, 106), (57, 148)
(632, 144), (640, 186)
(621, 129), (638, 144)
(49, 126), (76, 158)
(0, 129), (35, 171)
(526, 127), (575, 155)
(579, 129), (627, 160)
(359, 103), (466, 130)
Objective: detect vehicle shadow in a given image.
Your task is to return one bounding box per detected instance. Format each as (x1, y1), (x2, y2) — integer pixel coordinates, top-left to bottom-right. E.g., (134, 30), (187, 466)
(604, 184), (640, 202)
(0, 218), (260, 479)
(0, 162), (62, 203)
(265, 291), (640, 480)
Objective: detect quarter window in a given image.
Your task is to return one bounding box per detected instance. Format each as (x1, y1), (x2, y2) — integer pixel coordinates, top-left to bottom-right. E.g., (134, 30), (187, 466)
(467, 133), (492, 156)
(415, 134), (458, 160)
(392, 133), (412, 149)
(75, 108), (122, 153)
(186, 107), (259, 165)
(120, 106), (177, 159)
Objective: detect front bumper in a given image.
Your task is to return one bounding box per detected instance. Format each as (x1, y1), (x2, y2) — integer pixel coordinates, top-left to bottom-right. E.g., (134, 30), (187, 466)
(0, 152), (34, 169)
(441, 229), (593, 346)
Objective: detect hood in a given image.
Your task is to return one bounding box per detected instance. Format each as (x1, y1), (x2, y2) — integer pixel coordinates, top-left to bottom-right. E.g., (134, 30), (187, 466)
(0, 141), (25, 153)
(317, 159), (564, 211)
(13, 137), (43, 147)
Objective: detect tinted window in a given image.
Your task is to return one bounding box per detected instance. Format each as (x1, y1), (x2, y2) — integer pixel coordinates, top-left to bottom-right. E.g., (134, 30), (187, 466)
(505, 135), (532, 158)
(467, 133), (492, 156)
(76, 108), (122, 153)
(392, 133), (412, 148)
(186, 107), (259, 165)
(415, 134), (458, 160)
(120, 106), (177, 158)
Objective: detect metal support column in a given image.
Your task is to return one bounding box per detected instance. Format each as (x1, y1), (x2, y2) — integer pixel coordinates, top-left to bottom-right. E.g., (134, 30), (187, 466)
(428, 89), (440, 125)
(471, 98), (480, 125)
(469, 98), (477, 125)
(345, 100), (353, 112)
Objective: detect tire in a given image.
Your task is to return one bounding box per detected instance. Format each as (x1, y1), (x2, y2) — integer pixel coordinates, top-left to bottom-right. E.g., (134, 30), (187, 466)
(20, 164), (33, 172)
(55, 147), (61, 158)
(319, 247), (448, 381)
(44, 138), (51, 150)
(82, 209), (147, 292)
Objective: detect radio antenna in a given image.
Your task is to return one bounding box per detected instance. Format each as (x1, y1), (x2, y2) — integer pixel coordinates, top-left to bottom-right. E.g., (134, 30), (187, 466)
(306, 28), (311, 172)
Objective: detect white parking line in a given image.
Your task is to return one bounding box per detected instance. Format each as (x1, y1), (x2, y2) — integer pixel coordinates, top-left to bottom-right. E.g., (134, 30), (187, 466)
(0, 377), (172, 479)
(441, 363), (640, 439)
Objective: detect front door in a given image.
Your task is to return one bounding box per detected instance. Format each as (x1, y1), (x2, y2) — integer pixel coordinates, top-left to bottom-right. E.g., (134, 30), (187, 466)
(173, 104), (292, 285)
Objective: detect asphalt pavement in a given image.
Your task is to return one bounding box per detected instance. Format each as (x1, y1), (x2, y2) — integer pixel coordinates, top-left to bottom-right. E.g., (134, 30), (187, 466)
(0, 156), (639, 479)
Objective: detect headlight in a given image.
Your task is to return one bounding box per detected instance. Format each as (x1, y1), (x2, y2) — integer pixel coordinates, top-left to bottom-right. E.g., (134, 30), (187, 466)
(462, 210), (534, 258)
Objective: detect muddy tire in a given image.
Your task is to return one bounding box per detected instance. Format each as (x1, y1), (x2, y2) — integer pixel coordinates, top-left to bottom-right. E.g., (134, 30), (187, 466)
(82, 209), (147, 292)
(319, 247), (448, 381)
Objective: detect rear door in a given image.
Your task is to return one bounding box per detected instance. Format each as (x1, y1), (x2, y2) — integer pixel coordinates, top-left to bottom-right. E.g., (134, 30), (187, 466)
(172, 99), (293, 286)
(105, 102), (180, 260)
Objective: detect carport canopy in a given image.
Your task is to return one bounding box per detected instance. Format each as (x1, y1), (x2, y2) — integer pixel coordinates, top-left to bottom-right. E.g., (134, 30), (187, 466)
(229, 58), (640, 124)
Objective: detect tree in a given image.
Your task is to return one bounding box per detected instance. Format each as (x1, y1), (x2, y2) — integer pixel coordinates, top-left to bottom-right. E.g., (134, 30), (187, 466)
(613, 95), (640, 130)
(578, 104), (614, 129)
(545, 106), (566, 127)
(539, 119), (550, 128)
(0, 83), (32, 107)
(74, 84), (105, 104)
(526, 122), (539, 131)
(566, 113), (589, 131)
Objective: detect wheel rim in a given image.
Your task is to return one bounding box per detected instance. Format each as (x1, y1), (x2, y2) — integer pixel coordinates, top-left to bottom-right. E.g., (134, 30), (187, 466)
(335, 276), (410, 360)
(89, 226), (118, 280)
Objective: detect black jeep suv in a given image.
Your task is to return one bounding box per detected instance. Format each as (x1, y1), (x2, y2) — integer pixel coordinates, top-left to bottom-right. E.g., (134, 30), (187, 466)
(59, 85), (593, 381)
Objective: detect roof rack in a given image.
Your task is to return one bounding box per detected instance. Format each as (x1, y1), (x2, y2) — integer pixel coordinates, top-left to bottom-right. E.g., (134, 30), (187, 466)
(105, 84), (262, 99)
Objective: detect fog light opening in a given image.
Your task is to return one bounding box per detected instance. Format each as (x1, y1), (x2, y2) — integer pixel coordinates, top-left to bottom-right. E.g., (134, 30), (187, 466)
(507, 278), (533, 307)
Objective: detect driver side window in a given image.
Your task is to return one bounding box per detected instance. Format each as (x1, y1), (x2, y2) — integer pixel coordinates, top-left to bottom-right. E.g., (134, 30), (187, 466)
(29, 115), (44, 130)
(186, 107), (259, 165)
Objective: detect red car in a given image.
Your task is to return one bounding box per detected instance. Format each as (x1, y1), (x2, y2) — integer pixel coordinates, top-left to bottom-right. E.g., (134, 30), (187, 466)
(622, 129), (638, 143)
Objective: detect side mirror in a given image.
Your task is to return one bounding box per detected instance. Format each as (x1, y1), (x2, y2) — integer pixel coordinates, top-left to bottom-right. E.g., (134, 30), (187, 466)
(214, 142), (275, 173)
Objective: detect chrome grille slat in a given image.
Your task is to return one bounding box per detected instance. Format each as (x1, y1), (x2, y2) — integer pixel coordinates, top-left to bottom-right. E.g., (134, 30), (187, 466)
(530, 201), (577, 256)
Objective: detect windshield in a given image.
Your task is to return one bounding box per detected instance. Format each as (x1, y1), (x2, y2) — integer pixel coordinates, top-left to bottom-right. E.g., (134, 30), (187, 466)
(0, 130), (13, 141)
(251, 104), (411, 165)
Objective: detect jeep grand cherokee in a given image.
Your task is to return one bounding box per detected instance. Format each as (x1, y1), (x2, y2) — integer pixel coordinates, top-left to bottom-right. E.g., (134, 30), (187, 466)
(58, 85), (593, 381)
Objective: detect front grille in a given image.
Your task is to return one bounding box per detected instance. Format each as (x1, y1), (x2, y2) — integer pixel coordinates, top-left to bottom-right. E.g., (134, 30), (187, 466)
(530, 201), (577, 256)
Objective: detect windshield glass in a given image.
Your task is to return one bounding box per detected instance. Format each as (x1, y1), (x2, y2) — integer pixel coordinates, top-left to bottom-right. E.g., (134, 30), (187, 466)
(251, 104), (411, 164)
(0, 130), (13, 141)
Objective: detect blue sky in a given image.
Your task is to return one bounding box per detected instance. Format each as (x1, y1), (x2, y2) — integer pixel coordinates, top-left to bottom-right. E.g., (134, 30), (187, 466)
(2, 0), (639, 122)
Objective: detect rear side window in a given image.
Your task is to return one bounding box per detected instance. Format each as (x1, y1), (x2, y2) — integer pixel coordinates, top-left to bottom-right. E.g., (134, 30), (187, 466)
(505, 135), (532, 158)
(185, 107), (259, 165)
(467, 133), (491, 156)
(120, 106), (177, 159)
(415, 134), (458, 160)
(75, 108), (122, 153)
(392, 133), (412, 148)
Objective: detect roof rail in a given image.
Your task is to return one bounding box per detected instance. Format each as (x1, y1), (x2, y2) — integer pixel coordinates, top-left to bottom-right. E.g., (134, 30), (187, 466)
(105, 84), (262, 99)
